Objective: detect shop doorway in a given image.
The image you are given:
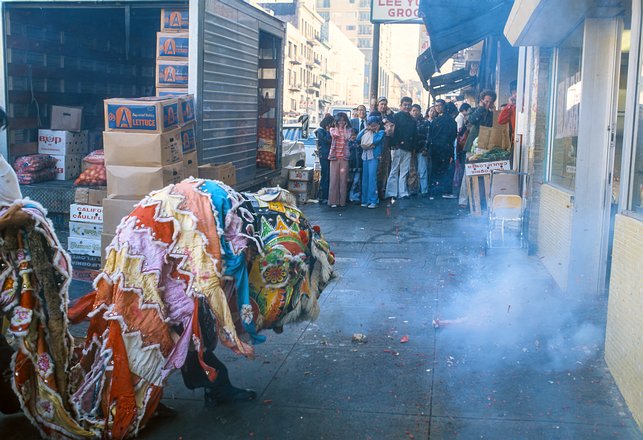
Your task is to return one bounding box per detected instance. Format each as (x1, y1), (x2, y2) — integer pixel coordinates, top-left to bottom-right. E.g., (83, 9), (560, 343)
(604, 13), (633, 290)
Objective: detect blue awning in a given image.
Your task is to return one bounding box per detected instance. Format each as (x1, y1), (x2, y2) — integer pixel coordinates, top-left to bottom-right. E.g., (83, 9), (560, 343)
(416, 0), (513, 90)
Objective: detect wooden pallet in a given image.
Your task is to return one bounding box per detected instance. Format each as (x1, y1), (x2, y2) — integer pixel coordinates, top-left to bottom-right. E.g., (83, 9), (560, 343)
(466, 174), (491, 216)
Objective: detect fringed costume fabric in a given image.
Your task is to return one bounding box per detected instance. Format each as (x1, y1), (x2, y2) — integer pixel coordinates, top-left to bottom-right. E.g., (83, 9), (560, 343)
(0, 179), (334, 439)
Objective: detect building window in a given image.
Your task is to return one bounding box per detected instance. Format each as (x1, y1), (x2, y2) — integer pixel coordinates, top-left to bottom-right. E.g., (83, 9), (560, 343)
(358, 25), (371, 35)
(317, 0), (330, 8)
(358, 38), (371, 48)
(359, 0), (369, 6)
(319, 12), (329, 20)
(547, 25), (583, 191)
(359, 11), (370, 21)
(346, 25), (355, 31)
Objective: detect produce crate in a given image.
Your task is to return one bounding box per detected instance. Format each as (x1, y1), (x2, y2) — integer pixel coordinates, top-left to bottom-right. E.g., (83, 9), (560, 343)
(466, 174), (491, 216)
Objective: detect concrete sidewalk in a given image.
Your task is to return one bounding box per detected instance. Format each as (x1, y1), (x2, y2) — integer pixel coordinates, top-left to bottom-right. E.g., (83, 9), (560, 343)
(1, 197), (641, 439)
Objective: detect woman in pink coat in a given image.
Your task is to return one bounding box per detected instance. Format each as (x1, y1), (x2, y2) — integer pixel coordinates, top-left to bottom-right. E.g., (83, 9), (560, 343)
(328, 112), (352, 207)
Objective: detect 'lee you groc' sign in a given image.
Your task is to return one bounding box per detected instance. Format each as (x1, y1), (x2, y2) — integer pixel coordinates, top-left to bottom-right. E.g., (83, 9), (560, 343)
(371, 0), (422, 23)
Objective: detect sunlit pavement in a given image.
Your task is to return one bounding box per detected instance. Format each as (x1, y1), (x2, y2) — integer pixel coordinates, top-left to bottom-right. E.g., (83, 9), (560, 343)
(2, 197), (642, 439)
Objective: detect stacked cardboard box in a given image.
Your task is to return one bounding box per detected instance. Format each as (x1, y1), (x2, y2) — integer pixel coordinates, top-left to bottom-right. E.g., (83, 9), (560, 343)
(68, 200), (103, 281)
(102, 96), (187, 262)
(103, 96), (185, 195)
(156, 8), (198, 177)
(286, 166), (314, 205)
(178, 95), (198, 177)
(198, 162), (237, 186)
(38, 106), (88, 181)
(157, 9), (189, 94)
(100, 196), (140, 265)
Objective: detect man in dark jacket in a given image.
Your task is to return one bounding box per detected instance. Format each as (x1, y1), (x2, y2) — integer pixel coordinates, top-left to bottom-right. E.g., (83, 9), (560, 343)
(315, 114), (334, 203)
(427, 99), (457, 199)
(464, 89), (496, 152)
(385, 96), (417, 200)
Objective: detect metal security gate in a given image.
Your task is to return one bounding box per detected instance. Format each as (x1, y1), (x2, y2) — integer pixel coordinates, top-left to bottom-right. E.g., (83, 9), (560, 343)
(194, 0), (285, 188)
(199, 0), (259, 184)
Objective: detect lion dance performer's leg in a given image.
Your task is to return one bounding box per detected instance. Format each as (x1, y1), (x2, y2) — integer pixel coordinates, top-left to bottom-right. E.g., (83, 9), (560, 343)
(0, 333), (21, 414)
(180, 299), (256, 407)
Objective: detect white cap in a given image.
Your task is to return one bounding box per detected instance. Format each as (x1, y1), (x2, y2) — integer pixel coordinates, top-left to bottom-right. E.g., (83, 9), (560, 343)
(0, 154), (22, 206)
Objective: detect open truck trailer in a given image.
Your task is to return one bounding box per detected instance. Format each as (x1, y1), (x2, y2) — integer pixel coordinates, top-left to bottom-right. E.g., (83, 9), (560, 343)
(0, 0), (286, 242)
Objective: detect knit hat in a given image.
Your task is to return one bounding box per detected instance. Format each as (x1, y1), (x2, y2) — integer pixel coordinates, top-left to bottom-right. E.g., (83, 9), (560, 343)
(367, 115), (381, 125)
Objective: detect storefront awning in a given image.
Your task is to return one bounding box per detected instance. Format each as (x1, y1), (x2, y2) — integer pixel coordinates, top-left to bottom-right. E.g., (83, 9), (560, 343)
(416, 0), (513, 90)
(427, 68), (478, 96)
(504, 0), (623, 46)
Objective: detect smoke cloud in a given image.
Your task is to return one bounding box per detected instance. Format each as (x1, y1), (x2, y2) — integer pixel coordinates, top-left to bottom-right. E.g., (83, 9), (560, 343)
(434, 248), (605, 372)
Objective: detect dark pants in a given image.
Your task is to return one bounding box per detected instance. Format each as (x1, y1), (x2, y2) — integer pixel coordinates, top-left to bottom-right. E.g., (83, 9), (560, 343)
(0, 334), (21, 414)
(319, 156), (330, 202)
(453, 151), (467, 194)
(445, 148), (456, 195)
(377, 137), (391, 200)
(180, 298), (255, 405)
(429, 145), (452, 197)
(181, 349), (231, 390)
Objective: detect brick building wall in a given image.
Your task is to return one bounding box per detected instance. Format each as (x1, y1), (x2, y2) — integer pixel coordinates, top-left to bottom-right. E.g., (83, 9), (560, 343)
(536, 184), (573, 291)
(605, 214), (643, 430)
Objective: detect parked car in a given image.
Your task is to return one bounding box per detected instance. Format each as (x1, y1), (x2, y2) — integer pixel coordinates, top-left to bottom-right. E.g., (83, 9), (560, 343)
(282, 124), (318, 168)
(328, 106), (354, 117)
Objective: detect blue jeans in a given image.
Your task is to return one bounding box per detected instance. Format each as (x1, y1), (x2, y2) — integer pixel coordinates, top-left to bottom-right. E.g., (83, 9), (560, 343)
(361, 158), (379, 205)
(318, 156), (330, 202)
(349, 169), (361, 202)
(417, 152), (429, 194)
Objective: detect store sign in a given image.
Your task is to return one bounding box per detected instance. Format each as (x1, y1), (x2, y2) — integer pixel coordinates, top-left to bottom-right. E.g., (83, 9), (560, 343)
(465, 160), (511, 176)
(371, 0), (422, 24)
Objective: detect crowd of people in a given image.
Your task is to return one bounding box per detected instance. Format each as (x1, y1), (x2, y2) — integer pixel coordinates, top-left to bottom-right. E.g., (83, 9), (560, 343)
(314, 86), (515, 209)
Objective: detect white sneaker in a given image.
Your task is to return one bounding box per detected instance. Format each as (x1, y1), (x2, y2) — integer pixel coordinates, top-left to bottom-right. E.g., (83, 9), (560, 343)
(442, 194), (457, 199)
(361, 203), (368, 207)
(368, 203), (378, 209)
(331, 204), (338, 208)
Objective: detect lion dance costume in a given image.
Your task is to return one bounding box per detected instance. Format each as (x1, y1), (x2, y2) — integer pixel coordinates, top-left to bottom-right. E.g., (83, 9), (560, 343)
(0, 178), (334, 439)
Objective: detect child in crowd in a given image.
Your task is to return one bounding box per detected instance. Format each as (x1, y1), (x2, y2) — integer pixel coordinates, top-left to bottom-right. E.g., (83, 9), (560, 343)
(356, 115), (386, 208)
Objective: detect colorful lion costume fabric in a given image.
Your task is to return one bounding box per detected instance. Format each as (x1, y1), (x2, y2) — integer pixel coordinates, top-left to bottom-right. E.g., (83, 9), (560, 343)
(0, 179), (334, 439)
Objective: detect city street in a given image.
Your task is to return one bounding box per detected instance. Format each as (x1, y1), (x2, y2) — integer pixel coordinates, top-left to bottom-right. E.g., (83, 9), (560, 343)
(2, 198), (640, 439)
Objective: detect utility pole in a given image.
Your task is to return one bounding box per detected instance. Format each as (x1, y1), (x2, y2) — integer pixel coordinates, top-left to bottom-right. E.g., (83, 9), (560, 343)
(369, 22), (381, 112)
